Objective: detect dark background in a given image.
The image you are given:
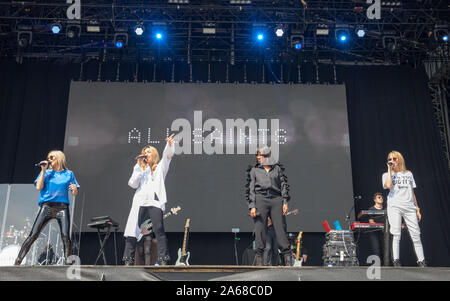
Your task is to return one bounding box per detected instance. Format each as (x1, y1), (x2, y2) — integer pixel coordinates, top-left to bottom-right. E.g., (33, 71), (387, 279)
(1, 59), (449, 266)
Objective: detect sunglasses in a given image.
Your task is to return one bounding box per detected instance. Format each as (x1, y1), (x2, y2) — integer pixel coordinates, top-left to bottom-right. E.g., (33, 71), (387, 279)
(256, 153), (271, 158)
(388, 157), (398, 162)
(47, 155), (55, 161)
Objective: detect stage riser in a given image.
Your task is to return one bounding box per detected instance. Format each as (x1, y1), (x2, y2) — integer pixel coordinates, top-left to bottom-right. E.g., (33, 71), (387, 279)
(0, 266), (449, 281)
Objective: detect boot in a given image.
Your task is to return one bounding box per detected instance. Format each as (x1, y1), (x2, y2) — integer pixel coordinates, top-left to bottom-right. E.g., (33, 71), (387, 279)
(283, 253), (292, 267)
(254, 254), (263, 266)
(392, 259), (401, 267)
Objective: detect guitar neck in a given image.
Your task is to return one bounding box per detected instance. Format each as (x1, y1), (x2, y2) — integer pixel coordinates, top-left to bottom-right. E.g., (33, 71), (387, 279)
(181, 227), (189, 256)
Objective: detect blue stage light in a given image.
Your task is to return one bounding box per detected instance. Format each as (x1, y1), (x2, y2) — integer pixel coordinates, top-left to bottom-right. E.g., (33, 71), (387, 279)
(294, 42), (302, 50)
(339, 34), (348, 42)
(257, 33), (264, 41)
(115, 41), (123, 48)
(51, 24), (61, 34)
(443, 35), (449, 42)
(155, 32), (163, 40)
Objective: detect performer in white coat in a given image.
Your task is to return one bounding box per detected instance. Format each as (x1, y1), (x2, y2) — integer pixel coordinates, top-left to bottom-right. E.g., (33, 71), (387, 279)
(123, 134), (175, 265)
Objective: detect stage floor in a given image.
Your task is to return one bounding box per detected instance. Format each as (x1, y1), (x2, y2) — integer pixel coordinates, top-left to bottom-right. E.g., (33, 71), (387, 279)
(0, 265), (449, 281)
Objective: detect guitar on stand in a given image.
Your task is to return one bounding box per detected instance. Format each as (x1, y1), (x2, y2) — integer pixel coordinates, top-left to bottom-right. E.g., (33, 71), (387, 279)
(137, 206), (181, 242)
(175, 218), (191, 266)
(293, 231), (303, 267)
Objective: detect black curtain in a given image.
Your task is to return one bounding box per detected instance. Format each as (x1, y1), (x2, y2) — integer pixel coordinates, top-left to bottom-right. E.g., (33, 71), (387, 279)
(0, 59), (449, 266)
(341, 65), (450, 266)
(0, 60), (79, 182)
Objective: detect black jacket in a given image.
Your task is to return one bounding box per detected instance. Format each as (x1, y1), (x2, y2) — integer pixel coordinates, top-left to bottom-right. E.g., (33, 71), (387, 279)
(245, 163), (290, 209)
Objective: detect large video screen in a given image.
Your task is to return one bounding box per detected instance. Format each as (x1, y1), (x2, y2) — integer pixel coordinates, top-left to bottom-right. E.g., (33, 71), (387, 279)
(64, 82), (353, 232)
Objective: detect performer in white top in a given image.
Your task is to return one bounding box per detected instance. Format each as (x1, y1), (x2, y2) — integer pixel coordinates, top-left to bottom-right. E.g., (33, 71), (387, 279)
(122, 134), (175, 265)
(382, 150), (426, 267)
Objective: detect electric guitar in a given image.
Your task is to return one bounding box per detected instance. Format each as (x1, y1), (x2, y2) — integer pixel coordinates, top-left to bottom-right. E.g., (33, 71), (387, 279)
(293, 231), (303, 267)
(175, 218), (191, 266)
(137, 206), (181, 242)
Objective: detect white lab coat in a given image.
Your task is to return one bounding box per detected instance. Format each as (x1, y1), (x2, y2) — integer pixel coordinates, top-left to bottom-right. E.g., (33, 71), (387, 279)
(123, 142), (175, 238)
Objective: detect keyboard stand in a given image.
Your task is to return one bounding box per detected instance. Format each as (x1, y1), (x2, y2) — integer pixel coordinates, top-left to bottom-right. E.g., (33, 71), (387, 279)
(94, 224), (117, 265)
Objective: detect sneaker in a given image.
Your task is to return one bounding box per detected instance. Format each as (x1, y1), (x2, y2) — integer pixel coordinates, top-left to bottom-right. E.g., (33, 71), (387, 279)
(417, 260), (427, 267)
(393, 259), (401, 267)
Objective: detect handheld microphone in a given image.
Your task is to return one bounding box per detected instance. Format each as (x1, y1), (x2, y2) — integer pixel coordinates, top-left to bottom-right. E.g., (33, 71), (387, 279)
(387, 162), (393, 167)
(34, 161), (49, 167)
(135, 155), (147, 160)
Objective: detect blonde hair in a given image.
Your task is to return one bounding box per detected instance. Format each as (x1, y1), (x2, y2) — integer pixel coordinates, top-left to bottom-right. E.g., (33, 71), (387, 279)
(47, 150), (67, 170)
(139, 145), (160, 172)
(387, 150), (408, 172)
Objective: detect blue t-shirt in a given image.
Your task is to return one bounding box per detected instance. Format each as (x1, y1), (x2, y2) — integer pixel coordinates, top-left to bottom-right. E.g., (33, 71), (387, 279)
(34, 169), (80, 205)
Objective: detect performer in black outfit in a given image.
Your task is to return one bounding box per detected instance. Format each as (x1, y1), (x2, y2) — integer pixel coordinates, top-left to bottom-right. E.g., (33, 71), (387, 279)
(246, 146), (292, 266)
(358, 192), (385, 262)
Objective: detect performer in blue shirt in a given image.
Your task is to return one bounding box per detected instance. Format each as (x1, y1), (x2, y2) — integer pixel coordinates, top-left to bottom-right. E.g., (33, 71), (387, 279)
(15, 150), (79, 265)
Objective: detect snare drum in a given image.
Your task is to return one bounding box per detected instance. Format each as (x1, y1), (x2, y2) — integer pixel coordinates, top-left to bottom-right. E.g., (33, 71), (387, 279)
(0, 245), (24, 266)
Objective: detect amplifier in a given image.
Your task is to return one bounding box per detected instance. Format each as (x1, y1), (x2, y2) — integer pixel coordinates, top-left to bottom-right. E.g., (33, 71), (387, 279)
(322, 242), (357, 258)
(323, 257), (359, 267)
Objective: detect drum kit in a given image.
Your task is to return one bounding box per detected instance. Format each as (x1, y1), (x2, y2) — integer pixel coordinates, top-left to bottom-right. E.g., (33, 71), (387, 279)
(0, 219), (31, 266)
(0, 218), (63, 266)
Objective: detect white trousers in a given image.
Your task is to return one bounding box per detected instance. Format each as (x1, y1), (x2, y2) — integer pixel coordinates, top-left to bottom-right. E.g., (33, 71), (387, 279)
(387, 204), (425, 262)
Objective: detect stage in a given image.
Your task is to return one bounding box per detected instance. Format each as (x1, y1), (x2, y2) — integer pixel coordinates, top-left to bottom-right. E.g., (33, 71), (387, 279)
(0, 265), (449, 281)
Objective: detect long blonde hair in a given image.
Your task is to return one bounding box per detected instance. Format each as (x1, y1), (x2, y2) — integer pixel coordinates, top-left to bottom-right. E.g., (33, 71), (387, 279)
(47, 150), (67, 170)
(387, 150), (408, 172)
(139, 145), (160, 172)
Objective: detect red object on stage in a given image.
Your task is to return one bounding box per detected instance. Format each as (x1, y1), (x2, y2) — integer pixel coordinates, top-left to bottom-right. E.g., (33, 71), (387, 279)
(322, 221), (331, 233)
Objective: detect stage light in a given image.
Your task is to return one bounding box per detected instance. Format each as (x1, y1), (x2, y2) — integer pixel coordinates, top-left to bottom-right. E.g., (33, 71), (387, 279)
(257, 33), (264, 41)
(338, 33), (348, 42)
(356, 28), (365, 38)
(335, 27), (350, 44)
(134, 25), (145, 36)
(382, 36), (398, 52)
(114, 31), (128, 48)
(66, 24), (81, 38)
(291, 35), (304, 50)
(51, 23), (61, 34)
(17, 31), (32, 48)
(275, 26), (285, 37)
(433, 26), (449, 43)
(155, 32), (163, 39)
(443, 35), (449, 42)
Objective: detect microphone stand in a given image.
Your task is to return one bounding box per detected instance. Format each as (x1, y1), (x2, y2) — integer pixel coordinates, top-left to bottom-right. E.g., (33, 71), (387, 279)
(345, 197), (361, 230)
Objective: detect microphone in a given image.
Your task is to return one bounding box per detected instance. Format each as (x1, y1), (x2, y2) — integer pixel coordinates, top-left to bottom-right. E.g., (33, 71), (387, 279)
(387, 162), (393, 167)
(353, 195), (362, 200)
(135, 155), (147, 160)
(34, 161), (49, 167)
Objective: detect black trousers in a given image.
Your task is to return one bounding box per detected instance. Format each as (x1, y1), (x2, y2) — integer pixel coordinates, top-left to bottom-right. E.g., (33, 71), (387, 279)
(368, 231), (384, 262)
(123, 206), (170, 262)
(15, 202), (71, 265)
(253, 195), (290, 256)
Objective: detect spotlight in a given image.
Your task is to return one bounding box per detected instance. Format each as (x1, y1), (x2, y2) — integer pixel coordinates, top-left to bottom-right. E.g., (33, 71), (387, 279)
(66, 24), (81, 38)
(51, 23), (61, 34)
(433, 25), (449, 43)
(114, 32), (128, 48)
(382, 36), (398, 52)
(275, 26), (285, 37)
(335, 26), (350, 44)
(290, 35), (304, 50)
(155, 32), (163, 39)
(134, 25), (145, 36)
(356, 28), (366, 38)
(17, 31), (32, 48)
(257, 33), (264, 40)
